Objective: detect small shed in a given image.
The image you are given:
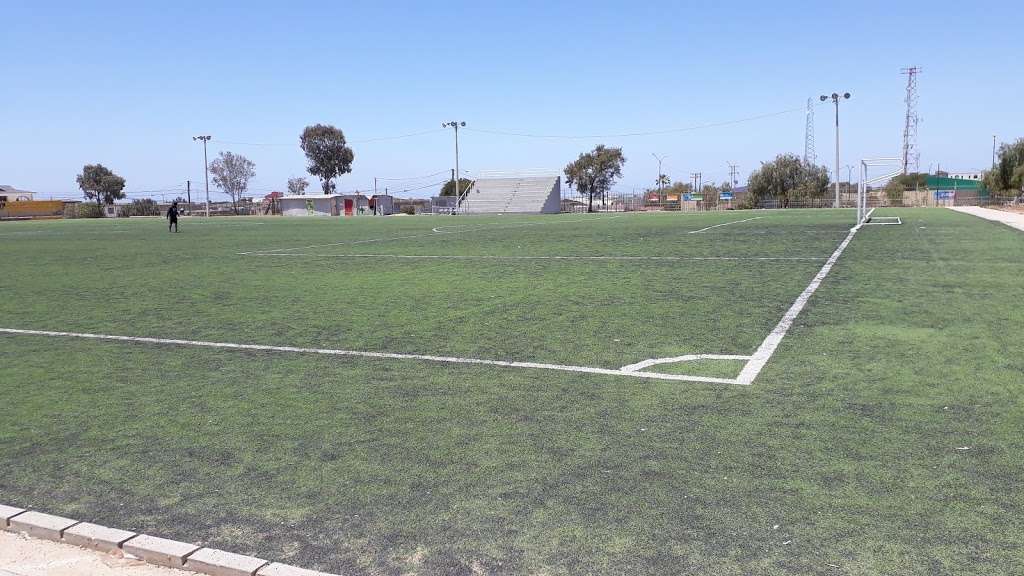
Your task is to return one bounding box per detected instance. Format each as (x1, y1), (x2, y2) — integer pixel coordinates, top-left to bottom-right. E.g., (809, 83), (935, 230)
(338, 194), (370, 216)
(370, 194), (394, 215)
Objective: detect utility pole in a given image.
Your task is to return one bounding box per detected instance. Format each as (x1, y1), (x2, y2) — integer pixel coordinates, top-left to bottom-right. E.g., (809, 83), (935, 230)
(651, 153), (668, 194)
(727, 163), (739, 187)
(992, 135), (997, 169)
(820, 92), (850, 208)
(691, 172), (702, 194)
(186, 180), (191, 207)
(442, 121), (465, 214)
(193, 135), (212, 217)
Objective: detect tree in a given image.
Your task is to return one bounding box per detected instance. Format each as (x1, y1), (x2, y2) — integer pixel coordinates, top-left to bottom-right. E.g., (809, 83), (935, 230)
(76, 164), (126, 208)
(700, 182), (721, 204)
(300, 124), (354, 194)
(984, 138), (1024, 195)
(209, 151), (255, 215)
(656, 174), (671, 189)
(287, 177), (309, 196)
(884, 172), (927, 205)
(440, 178), (474, 197)
(121, 198), (159, 217)
(744, 154), (829, 208)
(564, 145), (626, 213)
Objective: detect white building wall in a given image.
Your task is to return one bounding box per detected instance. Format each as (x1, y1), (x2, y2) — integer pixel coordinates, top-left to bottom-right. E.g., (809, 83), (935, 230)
(280, 196), (337, 216)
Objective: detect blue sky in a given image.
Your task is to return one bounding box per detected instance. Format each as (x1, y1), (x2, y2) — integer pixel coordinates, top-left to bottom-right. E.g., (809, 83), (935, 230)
(2, 0), (1021, 200)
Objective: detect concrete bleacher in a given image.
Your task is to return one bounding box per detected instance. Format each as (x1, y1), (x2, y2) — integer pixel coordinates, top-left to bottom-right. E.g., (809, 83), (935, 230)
(459, 176), (561, 214)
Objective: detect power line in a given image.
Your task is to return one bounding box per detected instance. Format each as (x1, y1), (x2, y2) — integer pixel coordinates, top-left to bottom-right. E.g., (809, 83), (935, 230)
(463, 106), (809, 140)
(374, 170), (450, 182)
(211, 128), (446, 148)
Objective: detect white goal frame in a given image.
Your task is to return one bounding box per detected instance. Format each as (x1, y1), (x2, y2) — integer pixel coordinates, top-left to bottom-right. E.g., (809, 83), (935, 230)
(858, 157), (903, 224)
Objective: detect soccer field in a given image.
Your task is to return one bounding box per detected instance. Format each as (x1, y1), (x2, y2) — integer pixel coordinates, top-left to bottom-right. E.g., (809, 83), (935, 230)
(1, 208), (1022, 575)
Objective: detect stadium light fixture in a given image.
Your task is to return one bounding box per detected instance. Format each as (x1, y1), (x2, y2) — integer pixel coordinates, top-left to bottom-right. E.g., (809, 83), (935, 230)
(819, 92), (851, 208)
(192, 135), (212, 217)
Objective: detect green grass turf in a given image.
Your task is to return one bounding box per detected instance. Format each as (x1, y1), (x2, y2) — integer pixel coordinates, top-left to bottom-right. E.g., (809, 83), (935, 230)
(1, 208), (1022, 575)
(644, 358), (749, 378)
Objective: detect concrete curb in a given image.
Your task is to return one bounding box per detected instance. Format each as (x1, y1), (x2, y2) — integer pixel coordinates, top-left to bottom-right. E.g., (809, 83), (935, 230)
(8, 510), (79, 541)
(1, 503), (338, 576)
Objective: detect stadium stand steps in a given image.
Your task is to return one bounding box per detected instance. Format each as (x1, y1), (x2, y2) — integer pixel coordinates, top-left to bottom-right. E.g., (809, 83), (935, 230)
(459, 176), (560, 214)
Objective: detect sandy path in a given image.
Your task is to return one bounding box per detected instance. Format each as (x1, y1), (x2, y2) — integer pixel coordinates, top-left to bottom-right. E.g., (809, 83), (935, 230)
(0, 531), (191, 576)
(949, 205), (1024, 232)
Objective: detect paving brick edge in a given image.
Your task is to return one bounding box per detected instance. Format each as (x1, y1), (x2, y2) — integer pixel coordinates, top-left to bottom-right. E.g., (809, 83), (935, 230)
(1, 503), (338, 576)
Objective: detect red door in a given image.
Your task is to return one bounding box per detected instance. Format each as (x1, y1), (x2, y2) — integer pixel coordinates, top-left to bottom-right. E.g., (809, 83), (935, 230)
(344, 199), (354, 216)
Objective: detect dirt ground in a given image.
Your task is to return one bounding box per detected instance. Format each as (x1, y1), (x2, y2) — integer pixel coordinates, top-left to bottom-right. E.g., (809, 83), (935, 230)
(0, 531), (190, 576)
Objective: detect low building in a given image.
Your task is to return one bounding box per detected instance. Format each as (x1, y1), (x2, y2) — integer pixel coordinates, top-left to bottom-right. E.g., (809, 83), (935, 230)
(369, 194), (394, 215)
(279, 195), (342, 216)
(339, 194), (370, 216)
(0, 185), (34, 202)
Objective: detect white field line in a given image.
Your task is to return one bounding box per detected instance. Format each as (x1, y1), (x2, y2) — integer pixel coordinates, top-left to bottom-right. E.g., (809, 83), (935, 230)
(619, 354), (752, 373)
(0, 328), (740, 385)
(688, 216), (764, 234)
(242, 253), (827, 261)
(240, 215), (624, 255)
(734, 222), (862, 385)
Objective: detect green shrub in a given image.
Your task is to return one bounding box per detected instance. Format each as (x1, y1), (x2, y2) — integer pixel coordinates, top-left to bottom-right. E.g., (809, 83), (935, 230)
(120, 198), (160, 217)
(74, 203), (104, 218)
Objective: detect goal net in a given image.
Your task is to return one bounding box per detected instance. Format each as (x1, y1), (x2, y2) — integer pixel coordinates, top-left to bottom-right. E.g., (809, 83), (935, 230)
(858, 158), (903, 225)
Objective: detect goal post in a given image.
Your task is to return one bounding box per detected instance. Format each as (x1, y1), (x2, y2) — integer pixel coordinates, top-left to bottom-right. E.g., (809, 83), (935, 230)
(858, 158), (902, 225)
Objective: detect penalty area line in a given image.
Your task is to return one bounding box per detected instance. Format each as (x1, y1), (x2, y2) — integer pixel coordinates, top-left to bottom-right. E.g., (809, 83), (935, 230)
(688, 216), (764, 234)
(238, 253), (828, 261)
(0, 327), (742, 385)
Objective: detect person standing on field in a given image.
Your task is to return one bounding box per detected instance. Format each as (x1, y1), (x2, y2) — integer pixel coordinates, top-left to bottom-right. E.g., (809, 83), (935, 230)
(167, 201), (179, 233)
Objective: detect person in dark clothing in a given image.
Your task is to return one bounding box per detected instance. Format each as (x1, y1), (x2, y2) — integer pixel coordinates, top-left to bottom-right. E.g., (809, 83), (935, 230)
(167, 201), (179, 232)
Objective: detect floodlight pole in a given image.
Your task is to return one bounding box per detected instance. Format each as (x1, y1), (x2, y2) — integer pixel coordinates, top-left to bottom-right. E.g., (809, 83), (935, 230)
(820, 92), (850, 208)
(442, 121), (466, 214)
(193, 135), (212, 217)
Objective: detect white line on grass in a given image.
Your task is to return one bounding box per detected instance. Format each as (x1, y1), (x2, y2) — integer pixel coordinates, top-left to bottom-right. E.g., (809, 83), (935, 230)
(0, 327), (740, 385)
(734, 222), (863, 385)
(619, 354), (752, 373)
(429, 214), (626, 234)
(240, 215), (624, 255)
(688, 216), (764, 234)
(241, 253), (828, 261)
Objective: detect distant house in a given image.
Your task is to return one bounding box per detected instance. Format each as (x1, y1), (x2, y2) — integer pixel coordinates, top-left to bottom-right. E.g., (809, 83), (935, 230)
(0, 185), (34, 203)
(279, 194), (342, 216)
(947, 172), (984, 181)
(369, 194), (394, 215)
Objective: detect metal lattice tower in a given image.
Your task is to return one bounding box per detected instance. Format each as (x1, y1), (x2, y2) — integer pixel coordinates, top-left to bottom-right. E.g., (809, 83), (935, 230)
(901, 66), (921, 174)
(804, 97), (816, 165)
